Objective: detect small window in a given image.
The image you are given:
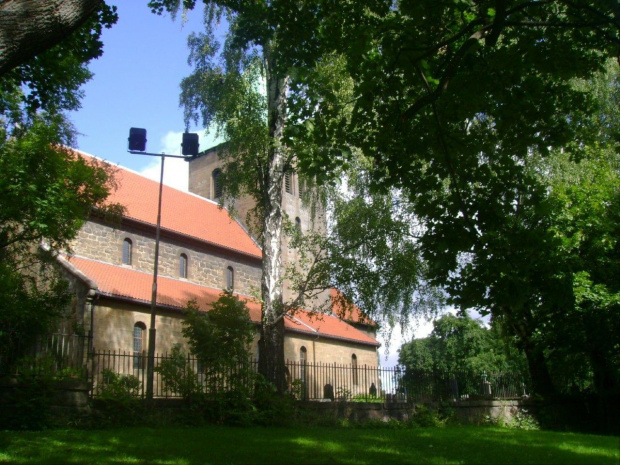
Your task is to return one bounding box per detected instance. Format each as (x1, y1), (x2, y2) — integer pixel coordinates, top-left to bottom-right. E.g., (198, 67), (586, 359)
(179, 253), (188, 278)
(226, 266), (234, 290)
(352, 354), (358, 385)
(212, 169), (222, 199)
(133, 322), (146, 370)
(295, 217), (301, 233)
(122, 238), (132, 265)
(285, 172), (292, 194)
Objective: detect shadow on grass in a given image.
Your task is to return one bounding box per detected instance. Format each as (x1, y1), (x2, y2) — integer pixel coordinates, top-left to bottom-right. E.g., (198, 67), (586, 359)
(0, 426), (618, 465)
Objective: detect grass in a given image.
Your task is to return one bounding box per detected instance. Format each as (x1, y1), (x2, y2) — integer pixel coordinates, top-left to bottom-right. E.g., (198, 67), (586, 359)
(0, 425), (618, 465)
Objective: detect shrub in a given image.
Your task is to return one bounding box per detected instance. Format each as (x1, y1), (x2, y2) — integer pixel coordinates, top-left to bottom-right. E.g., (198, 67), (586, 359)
(155, 345), (201, 400)
(94, 370), (143, 426)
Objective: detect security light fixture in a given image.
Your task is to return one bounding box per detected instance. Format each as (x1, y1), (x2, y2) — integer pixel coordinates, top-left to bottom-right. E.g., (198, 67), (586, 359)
(182, 132), (199, 157)
(128, 127), (147, 152)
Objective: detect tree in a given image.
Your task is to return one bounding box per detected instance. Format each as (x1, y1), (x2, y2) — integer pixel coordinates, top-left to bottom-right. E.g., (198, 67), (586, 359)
(0, 0), (116, 77)
(541, 145), (620, 395)
(0, 4), (120, 369)
(398, 313), (526, 374)
(148, 0), (444, 392)
(182, 291), (255, 373)
(286, 0), (619, 398)
(0, 2), (117, 115)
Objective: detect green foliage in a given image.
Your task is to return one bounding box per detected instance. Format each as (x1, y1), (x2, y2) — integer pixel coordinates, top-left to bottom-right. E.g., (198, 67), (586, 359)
(399, 314), (527, 375)
(0, 374), (56, 430)
(95, 370), (143, 427)
(0, 3), (117, 115)
(155, 345), (202, 400)
(507, 409), (540, 431)
(0, 115), (122, 371)
(182, 290), (255, 376)
(324, 159), (445, 334)
(0, 4), (121, 372)
(411, 404), (449, 428)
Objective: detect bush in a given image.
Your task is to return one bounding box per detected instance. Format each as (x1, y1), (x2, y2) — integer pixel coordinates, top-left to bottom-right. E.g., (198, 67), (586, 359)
(155, 345), (201, 400)
(0, 375), (55, 430)
(94, 370), (143, 426)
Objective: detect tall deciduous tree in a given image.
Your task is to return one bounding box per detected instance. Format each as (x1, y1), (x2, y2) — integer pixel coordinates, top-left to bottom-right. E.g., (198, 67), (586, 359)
(148, 1), (443, 391)
(0, 3), (120, 367)
(399, 314), (526, 374)
(292, 0), (619, 398)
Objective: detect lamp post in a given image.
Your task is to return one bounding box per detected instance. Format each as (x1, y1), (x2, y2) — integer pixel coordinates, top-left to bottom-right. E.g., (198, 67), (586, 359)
(127, 128), (199, 401)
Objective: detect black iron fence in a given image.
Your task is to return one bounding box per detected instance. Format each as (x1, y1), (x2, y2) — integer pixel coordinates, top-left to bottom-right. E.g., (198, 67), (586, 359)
(1, 335), (530, 402)
(0, 333), (90, 379)
(87, 349), (530, 402)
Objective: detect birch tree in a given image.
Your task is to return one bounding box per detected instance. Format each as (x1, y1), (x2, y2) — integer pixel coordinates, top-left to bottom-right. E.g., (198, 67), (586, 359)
(148, 1), (446, 390)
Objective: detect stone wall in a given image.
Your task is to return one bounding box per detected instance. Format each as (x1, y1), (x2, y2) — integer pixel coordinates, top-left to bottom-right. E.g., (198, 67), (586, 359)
(71, 218), (262, 296)
(448, 399), (540, 426)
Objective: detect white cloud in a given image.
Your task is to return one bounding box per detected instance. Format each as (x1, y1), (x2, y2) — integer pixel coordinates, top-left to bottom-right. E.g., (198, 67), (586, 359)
(139, 131), (189, 191)
(139, 129), (226, 192)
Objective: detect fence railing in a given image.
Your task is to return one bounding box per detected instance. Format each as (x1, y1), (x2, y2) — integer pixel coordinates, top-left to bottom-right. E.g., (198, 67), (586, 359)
(87, 349), (530, 402)
(1, 336), (530, 402)
(0, 333), (91, 379)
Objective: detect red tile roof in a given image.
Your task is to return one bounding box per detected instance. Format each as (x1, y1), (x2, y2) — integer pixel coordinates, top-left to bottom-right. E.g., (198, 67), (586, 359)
(285, 311), (379, 347)
(78, 151), (261, 259)
(330, 288), (377, 327)
(62, 255), (379, 347)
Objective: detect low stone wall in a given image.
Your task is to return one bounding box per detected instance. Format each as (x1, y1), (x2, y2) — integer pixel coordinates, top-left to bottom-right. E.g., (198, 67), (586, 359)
(299, 400), (415, 422)
(0, 377), (91, 428)
(49, 379), (91, 419)
(0, 375), (540, 428)
(447, 399), (538, 425)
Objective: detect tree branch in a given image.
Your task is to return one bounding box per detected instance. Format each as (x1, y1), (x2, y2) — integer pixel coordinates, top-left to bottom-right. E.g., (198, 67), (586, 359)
(0, 0), (104, 76)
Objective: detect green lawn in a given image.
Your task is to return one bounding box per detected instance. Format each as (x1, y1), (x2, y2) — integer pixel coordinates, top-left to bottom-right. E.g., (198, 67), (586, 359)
(0, 425), (617, 465)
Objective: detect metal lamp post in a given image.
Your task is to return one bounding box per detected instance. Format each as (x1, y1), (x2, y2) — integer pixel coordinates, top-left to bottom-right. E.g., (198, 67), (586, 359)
(127, 128), (199, 401)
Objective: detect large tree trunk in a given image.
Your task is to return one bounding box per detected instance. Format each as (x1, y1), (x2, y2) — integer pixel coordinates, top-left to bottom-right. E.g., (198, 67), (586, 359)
(500, 305), (557, 398)
(257, 43), (290, 393)
(0, 0), (103, 76)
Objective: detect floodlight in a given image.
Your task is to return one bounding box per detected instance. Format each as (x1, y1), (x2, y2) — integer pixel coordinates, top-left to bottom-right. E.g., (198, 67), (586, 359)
(181, 132), (199, 157)
(128, 128), (147, 152)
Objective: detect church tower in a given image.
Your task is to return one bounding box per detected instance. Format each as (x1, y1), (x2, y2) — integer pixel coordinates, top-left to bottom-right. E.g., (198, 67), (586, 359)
(188, 144), (330, 307)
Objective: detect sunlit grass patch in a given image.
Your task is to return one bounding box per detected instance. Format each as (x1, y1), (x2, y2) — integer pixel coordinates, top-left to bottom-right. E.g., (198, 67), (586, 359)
(0, 425), (617, 465)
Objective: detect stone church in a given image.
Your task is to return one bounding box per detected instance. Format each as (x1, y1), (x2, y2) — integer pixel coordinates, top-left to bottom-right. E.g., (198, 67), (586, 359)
(58, 148), (380, 381)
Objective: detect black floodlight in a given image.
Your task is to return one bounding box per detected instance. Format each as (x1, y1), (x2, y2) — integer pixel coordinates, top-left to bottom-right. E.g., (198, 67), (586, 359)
(128, 127), (147, 152)
(181, 132), (199, 157)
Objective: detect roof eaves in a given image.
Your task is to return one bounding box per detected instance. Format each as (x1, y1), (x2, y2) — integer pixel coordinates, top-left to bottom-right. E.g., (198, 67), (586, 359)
(283, 326), (381, 348)
(56, 254), (98, 291)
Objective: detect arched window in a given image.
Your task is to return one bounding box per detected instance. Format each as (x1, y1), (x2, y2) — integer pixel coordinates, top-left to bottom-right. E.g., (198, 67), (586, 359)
(122, 238), (132, 265)
(212, 168), (222, 199)
(179, 253), (188, 278)
(295, 217), (301, 233)
(226, 266), (234, 290)
(133, 322), (146, 370)
(284, 172), (292, 194)
(352, 354), (358, 385)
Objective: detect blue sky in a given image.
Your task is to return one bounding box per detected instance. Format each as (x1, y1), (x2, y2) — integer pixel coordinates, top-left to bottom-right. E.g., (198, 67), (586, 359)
(68, 2), (218, 190)
(67, 2), (437, 363)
